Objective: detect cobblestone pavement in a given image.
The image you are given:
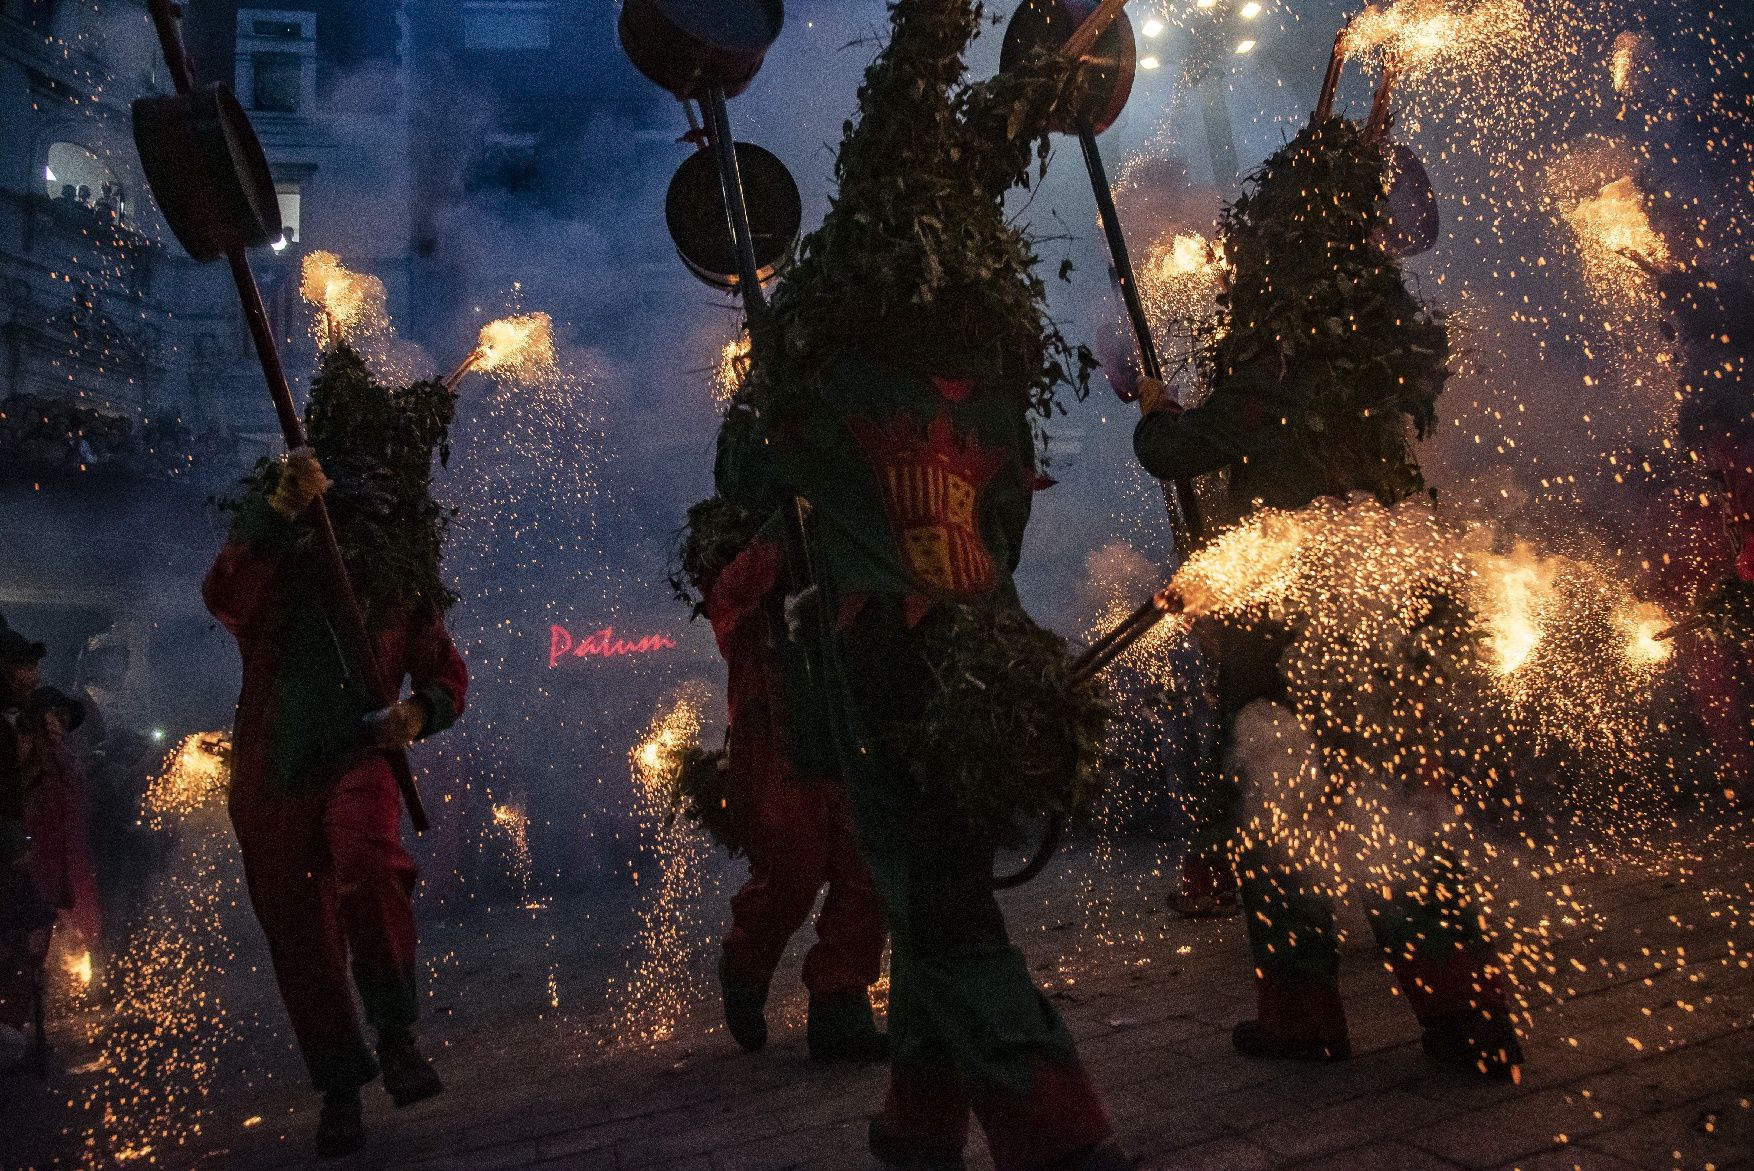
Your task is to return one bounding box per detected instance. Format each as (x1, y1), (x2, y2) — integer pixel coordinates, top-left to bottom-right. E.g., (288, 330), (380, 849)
(6, 836), (1753, 1171)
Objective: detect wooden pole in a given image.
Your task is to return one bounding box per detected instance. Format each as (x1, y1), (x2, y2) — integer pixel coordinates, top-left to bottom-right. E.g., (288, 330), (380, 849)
(1062, 0), (1133, 63)
(1077, 121), (1205, 547)
(145, 0), (427, 832)
(1315, 26), (1348, 121)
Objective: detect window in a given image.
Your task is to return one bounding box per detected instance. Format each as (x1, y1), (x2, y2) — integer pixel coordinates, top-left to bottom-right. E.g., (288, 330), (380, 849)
(462, 2), (552, 51)
(43, 142), (118, 210)
(251, 51), (302, 112)
(275, 186), (301, 245)
(236, 9), (316, 114)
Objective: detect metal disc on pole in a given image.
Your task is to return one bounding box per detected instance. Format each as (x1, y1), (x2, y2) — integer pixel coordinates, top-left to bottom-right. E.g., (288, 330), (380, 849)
(666, 142), (801, 292)
(618, 0), (785, 101)
(132, 85), (283, 262)
(1000, 0), (1137, 136)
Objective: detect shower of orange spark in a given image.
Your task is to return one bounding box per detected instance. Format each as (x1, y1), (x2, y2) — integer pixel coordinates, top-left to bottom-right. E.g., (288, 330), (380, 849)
(299, 250), (388, 348)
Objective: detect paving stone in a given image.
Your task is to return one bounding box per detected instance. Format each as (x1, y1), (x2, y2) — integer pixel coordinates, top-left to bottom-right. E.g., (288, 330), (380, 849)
(1247, 1088), (1453, 1162)
(1410, 1089), (1636, 1169)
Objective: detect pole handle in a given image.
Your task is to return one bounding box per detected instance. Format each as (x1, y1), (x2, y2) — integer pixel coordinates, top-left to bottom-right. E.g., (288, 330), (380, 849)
(1062, 0), (1133, 63)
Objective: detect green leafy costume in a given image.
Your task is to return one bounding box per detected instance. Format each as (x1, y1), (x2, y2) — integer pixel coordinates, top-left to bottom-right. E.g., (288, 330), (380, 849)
(705, 2), (1115, 1164)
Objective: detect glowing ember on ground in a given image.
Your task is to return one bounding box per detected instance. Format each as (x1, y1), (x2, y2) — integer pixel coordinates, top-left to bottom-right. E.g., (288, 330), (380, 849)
(299, 250), (389, 348)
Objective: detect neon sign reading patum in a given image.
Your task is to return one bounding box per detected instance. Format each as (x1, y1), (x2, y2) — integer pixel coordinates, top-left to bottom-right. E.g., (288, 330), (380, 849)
(549, 624), (678, 668)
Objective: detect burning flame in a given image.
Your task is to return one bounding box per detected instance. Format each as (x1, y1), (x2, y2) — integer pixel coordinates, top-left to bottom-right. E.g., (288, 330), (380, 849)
(142, 732), (233, 823)
(1472, 547), (1558, 676)
(299, 251), (388, 348)
(1345, 0), (1528, 77)
(476, 313), (556, 378)
(1172, 509), (1310, 618)
(65, 949), (93, 991)
(1563, 176), (1670, 271)
(714, 334), (753, 404)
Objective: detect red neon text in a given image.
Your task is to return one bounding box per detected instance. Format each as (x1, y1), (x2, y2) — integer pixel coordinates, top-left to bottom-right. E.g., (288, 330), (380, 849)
(549, 625), (678, 668)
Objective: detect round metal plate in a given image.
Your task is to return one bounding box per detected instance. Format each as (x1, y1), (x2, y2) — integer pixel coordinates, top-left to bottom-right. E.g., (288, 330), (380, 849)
(132, 84), (282, 263)
(665, 143), (802, 292)
(1001, 0), (1137, 136)
(619, 0), (785, 101)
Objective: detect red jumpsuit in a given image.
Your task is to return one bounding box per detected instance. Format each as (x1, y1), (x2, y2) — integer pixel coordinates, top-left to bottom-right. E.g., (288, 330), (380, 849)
(705, 537), (886, 1003)
(205, 527), (467, 1093)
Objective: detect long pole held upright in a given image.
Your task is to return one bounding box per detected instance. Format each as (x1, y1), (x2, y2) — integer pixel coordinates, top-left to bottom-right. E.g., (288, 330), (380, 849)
(1075, 121), (1205, 549)
(145, 0), (428, 833)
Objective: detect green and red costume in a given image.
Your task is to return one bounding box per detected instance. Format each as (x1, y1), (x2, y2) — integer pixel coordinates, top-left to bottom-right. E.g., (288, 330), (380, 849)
(1135, 264), (1511, 1065)
(753, 354), (1110, 1169)
(204, 496), (466, 1092)
(701, 525), (888, 1023)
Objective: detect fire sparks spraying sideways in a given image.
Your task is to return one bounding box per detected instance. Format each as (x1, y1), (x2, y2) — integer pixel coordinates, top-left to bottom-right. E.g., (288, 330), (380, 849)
(1344, 0), (1531, 81)
(713, 333), (753, 404)
(445, 312), (558, 392)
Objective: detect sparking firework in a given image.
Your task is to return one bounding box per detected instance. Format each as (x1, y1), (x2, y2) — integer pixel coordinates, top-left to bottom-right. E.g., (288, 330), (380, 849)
(612, 686), (720, 1046)
(299, 250), (390, 350)
(445, 312), (559, 392)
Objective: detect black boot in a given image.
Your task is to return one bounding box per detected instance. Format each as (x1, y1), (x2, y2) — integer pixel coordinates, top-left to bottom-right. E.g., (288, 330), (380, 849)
(315, 1087), (365, 1158)
(377, 1030), (444, 1107)
(719, 956), (768, 1053)
(1043, 1139), (1137, 1171)
(1422, 1010), (1524, 1080)
(868, 1113), (968, 1171)
(807, 991), (888, 1063)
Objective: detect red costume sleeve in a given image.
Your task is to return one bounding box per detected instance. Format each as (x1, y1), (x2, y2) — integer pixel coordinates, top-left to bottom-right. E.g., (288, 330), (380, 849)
(202, 541), (288, 638)
(405, 616), (468, 737)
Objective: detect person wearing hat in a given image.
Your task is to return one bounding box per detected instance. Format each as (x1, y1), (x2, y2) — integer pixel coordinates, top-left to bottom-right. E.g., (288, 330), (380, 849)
(17, 686), (102, 967)
(204, 347), (467, 1157)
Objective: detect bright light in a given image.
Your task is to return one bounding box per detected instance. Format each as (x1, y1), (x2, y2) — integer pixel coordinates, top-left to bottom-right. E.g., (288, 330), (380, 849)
(1234, 38), (1257, 53)
(1241, 1), (1262, 17)
(1140, 54), (1162, 69)
(44, 166), (56, 183)
(151, 728), (166, 742)
(1141, 17), (1165, 37)
(1196, 0), (1216, 8)
(270, 234), (289, 252)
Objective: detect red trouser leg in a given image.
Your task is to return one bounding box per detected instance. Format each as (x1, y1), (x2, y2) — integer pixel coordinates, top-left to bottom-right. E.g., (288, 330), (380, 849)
(971, 1058), (1112, 1171)
(231, 757), (418, 1091)
(801, 782), (886, 998)
(723, 770), (833, 993)
(326, 758), (420, 1037)
(233, 782), (374, 1092)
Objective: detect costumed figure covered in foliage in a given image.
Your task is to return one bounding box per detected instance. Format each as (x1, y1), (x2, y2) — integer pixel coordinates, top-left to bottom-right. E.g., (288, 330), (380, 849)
(204, 346), (467, 1157)
(714, 3), (1121, 1168)
(1132, 116), (1521, 1076)
(678, 483), (889, 1064)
